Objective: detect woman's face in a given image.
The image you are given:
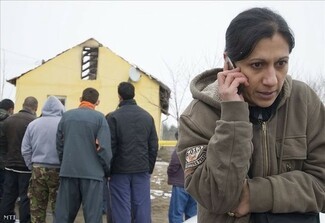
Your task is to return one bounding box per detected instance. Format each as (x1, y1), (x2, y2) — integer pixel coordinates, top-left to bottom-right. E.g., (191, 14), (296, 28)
(235, 33), (290, 107)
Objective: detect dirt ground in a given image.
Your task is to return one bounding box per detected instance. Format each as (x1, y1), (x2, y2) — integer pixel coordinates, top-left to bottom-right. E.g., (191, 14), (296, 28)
(15, 147), (174, 223)
(150, 147), (174, 223)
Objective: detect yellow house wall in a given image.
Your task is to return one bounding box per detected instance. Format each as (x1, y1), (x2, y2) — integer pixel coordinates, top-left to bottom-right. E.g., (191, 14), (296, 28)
(97, 48), (161, 132)
(14, 40), (162, 136)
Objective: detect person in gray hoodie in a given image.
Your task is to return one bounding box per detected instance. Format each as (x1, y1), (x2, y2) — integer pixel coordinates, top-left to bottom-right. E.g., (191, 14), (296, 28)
(21, 96), (65, 223)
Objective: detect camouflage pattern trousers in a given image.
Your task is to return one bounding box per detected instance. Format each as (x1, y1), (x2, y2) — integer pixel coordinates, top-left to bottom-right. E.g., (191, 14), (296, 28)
(28, 166), (60, 223)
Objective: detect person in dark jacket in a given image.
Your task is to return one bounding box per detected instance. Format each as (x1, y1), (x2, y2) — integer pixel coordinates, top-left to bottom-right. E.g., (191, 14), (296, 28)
(0, 96), (38, 223)
(0, 99), (14, 202)
(55, 87), (112, 223)
(167, 132), (197, 223)
(106, 82), (158, 223)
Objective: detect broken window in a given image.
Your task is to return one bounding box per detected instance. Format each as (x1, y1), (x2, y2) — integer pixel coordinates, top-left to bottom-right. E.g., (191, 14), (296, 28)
(81, 47), (98, 80)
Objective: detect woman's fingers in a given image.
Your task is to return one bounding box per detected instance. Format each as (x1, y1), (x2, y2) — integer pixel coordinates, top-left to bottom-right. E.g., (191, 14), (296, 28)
(217, 69), (248, 101)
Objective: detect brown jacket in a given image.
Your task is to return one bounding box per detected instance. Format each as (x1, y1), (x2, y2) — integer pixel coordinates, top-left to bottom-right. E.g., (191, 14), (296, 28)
(177, 68), (325, 223)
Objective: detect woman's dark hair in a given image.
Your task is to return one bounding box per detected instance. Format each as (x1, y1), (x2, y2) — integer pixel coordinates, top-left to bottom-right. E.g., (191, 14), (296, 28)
(118, 82), (135, 100)
(225, 7), (295, 62)
(81, 87), (99, 104)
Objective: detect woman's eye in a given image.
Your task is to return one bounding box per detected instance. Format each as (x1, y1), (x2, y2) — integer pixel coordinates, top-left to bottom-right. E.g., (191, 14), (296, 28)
(277, 60), (288, 67)
(251, 62), (262, 69)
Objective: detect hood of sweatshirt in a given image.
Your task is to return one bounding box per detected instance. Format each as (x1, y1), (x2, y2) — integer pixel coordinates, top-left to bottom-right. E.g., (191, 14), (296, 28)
(41, 96), (65, 117)
(0, 109), (9, 121)
(189, 68), (293, 110)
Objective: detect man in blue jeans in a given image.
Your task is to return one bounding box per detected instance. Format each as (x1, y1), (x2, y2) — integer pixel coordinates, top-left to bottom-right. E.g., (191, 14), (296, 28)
(167, 132), (197, 223)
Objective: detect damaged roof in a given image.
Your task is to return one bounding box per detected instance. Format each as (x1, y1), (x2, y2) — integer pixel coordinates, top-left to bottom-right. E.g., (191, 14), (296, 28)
(7, 38), (171, 114)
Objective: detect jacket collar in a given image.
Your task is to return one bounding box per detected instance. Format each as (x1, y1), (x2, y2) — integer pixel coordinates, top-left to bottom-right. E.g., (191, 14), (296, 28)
(19, 109), (36, 117)
(0, 109), (9, 121)
(118, 99), (137, 108)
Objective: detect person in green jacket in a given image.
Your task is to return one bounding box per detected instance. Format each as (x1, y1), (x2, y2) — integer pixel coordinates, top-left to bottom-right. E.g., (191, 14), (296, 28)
(177, 7), (324, 223)
(55, 87), (112, 223)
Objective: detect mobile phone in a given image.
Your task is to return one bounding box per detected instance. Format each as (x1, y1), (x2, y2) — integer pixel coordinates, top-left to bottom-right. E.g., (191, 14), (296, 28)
(226, 56), (235, 70)
(226, 56), (244, 95)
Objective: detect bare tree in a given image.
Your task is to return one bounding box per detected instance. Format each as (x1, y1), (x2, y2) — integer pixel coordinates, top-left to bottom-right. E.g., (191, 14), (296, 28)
(162, 59), (195, 125)
(305, 74), (325, 104)
(162, 51), (223, 126)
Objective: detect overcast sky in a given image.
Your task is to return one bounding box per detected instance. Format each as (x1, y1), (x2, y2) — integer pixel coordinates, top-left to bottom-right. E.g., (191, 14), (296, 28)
(1, 1), (325, 122)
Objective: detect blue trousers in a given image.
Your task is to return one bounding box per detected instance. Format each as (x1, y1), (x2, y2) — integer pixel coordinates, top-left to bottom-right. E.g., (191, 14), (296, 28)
(168, 186), (197, 223)
(109, 172), (151, 223)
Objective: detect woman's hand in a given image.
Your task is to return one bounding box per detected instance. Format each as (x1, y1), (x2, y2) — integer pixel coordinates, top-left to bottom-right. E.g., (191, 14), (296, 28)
(218, 60), (249, 102)
(232, 179), (250, 218)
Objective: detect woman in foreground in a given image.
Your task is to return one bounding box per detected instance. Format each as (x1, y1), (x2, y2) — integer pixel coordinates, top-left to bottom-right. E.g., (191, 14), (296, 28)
(177, 7), (325, 223)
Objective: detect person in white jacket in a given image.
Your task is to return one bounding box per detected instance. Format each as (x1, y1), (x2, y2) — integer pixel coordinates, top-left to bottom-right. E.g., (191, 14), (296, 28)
(21, 96), (65, 223)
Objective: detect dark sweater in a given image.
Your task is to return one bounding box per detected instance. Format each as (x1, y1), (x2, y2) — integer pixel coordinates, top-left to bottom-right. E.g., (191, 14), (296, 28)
(167, 149), (184, 187)
(57, 107), (112, 180)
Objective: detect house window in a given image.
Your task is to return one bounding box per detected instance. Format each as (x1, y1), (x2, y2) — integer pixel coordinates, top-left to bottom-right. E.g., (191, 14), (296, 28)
(81, 47), (98, 80)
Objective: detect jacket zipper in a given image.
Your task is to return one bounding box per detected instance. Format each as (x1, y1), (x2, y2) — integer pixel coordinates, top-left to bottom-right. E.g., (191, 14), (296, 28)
(261, 121), (269, 176)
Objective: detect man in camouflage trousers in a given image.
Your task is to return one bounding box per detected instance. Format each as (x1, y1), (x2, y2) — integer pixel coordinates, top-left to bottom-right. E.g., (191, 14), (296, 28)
(28, 167), (60, 222)
(21, 96), (65, 222)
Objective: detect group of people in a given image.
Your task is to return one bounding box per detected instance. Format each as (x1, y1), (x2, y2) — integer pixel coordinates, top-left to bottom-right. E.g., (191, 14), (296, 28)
(0, 6), (324, 223)
(0, 82), (198, 223)
(0, 82), (161, 223)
